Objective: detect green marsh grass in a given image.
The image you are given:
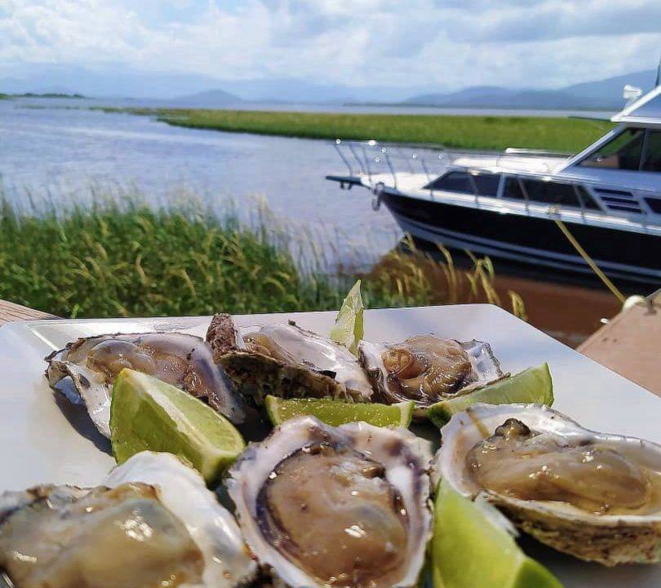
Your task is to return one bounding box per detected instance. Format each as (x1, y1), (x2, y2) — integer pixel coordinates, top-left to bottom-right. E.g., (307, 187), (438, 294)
(0, 195), (525, 319)
(98, 107), (613, 153)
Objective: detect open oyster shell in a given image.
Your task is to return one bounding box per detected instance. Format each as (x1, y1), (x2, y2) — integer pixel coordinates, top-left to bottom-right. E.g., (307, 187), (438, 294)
(46, 332), (245, 438)
(206, 313), (374, 406)
(359, 335), (503, 417)
(0, 451), (256, 587)
(433, 403), (661, 566)
(227, 416), (432, 588)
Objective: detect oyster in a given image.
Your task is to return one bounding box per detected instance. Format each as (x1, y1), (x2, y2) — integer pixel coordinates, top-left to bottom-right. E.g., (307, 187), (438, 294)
(0, 451), (257, 588)
(46, 332), (245, 438)
(206, 313), (374, 406)
(359, 335), (503, 416)
(433, 403), (661, 566)
(227, 415), (432, 588)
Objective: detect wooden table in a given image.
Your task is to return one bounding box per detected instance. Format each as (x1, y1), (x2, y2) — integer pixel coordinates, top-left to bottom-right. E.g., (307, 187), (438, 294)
(0, 300), (56, 325)
(1, 298), (658, 398)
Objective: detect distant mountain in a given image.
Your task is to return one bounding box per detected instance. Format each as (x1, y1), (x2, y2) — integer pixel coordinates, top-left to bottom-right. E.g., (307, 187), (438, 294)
(403, 70), (658, 110)
(0, 64), (436, 103)
(172, 88), (242, 107)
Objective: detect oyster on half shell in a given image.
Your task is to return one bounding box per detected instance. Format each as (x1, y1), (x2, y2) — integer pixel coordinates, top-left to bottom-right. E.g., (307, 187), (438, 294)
(46, 332), (245, 438)
(227, 416), (432, 588)
(433, 403), (661, 566)
(359, 335), (503, 417)
(0, 451), (256, 588)
(206, 313), (374, 406)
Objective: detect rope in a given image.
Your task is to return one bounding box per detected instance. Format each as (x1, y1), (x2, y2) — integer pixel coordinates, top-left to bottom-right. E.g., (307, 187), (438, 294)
(554, 218), (627, 305)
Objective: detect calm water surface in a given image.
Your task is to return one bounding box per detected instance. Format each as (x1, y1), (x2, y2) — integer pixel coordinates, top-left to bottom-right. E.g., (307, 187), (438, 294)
(0, 98), (622, 344)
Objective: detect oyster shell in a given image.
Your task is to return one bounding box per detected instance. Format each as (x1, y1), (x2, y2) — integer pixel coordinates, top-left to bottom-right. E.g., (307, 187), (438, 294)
(206, 314), (374, 406)
(359, 335), (503, 416)
(46, 332), (245, 438)
(433, 403), (661, 566)
(0, 451), (257, 588)
(227, 415), (432, 588)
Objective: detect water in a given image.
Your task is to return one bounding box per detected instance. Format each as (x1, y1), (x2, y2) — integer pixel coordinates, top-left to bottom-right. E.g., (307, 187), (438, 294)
(0, 98), (622, 344)
(0, 98), (402, 267)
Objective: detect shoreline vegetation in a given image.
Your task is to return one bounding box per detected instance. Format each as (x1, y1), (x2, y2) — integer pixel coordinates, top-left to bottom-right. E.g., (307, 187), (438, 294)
(0, 195), (525, 319)
(95, 106), (613, 152)
(0, 92), (86, 100)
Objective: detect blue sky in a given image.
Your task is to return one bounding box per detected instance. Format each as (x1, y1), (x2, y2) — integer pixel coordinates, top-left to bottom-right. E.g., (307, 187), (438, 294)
(1, 0), (660, 90)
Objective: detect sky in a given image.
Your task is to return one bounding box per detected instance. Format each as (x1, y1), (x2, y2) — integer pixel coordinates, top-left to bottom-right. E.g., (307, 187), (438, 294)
(1, 0), (660, 91)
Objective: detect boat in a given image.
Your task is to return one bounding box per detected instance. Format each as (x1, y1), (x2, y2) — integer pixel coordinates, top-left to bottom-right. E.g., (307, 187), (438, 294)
(326, 85), (661, 284)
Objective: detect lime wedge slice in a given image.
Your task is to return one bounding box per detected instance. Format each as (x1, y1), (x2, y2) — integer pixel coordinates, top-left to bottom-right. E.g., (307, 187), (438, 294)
(265, 396), (413, 428)
(428, 363), (553, 428)
(329, 279), (364, 356)
(433, 480), (563, 588)
(110, 369), (245, 484)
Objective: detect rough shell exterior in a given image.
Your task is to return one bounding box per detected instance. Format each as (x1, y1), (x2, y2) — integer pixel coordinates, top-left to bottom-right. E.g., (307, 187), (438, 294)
(206, 313), (370, 406)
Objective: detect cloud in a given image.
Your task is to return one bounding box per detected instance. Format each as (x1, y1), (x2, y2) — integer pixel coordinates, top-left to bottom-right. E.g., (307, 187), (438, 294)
(0, 0), (659, 90)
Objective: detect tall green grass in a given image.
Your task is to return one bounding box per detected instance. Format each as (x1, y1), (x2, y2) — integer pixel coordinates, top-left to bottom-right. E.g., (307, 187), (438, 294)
(98, 107), (613, 153)
(0, 195), (525, 319)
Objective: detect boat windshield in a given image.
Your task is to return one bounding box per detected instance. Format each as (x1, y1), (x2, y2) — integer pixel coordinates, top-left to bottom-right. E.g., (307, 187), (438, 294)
(579, 128), (661, 172)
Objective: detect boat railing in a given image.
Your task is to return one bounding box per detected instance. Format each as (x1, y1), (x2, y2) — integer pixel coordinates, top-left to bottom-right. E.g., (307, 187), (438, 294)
(332, 139), (454, 190)
(330, 139), (660, 230)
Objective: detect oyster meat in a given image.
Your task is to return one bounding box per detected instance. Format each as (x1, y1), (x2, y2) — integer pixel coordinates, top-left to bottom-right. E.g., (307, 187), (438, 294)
(206, 313), (374, 406)
(46, 332), (245, 438)
(0, 451), (256, 588)
(227, 415), (432, 588)
(434, 403), (661, 566)
(359, 335), (502, 416)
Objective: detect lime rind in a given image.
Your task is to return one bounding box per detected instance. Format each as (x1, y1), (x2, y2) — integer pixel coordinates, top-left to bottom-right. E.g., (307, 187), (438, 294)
(432, 480), (562, 588)
(265, 395), (413, 428)
(329, 279), (364, 356)
(110, 369), (244, 483)
(428, 363), (553, 428)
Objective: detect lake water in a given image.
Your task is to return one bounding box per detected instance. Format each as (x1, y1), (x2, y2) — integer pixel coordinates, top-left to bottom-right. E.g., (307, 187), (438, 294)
(0, 98), (622, 344)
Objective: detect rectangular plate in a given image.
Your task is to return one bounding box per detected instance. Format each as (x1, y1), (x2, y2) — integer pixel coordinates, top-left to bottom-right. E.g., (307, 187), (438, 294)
(0, 304), (659, 587)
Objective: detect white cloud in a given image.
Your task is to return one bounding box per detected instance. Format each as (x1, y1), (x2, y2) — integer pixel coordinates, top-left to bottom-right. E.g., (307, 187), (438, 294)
(0, 0), (659, 89)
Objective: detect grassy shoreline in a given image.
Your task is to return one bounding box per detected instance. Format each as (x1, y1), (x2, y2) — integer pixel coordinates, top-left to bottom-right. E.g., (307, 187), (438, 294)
(0, 195), (524, 319)
(97, 106), (614, 153)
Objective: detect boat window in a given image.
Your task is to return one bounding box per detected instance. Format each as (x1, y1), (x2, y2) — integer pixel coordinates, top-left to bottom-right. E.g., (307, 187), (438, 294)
(578, 128), (645, 171)
(523, 180), (581, 207)
(641, 130), (661, 172)
(645, 197), (661, 214)
(472, 173), (500, 196)
(424, 171), (500, 196)
(503, 177), (525, 200)
(503, 177), (601, 210)
(424, 171), (473, 193)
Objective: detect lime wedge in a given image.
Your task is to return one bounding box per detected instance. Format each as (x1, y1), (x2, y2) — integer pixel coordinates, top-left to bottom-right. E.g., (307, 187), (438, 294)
(329, 279), (364, 356)
(428, 363), (553, 428)
(110, 369), (245, 484)
(265, 396), (413, 428)
(432, 480), (563, 588)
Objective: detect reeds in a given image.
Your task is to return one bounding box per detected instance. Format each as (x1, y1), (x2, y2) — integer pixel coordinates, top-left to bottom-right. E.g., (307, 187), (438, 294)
(0, 195), (525, 319)
(98, 107), (614, 153)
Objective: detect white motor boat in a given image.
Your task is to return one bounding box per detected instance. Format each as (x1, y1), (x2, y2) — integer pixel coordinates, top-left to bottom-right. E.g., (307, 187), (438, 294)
(327, 85), (661, 284)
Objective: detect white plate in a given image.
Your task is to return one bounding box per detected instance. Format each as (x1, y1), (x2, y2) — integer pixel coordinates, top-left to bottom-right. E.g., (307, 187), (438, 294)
(0, 304), (659, 587)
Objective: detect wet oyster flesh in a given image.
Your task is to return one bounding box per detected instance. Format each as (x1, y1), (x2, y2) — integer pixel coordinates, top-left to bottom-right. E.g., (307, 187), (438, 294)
(435, 404), (661, 566)
(46, 332), (245, 437)
(0, 452), (256, 588)
(207, 313), (374, 405)
(360, 335), (502, 410)
(467, 418), (659, 516)
(0, 483), (203, 588)
(228, 416), (432, 588)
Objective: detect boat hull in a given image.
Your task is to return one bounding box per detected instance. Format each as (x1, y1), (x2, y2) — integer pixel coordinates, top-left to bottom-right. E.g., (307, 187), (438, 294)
(380, 191), (660, 284)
